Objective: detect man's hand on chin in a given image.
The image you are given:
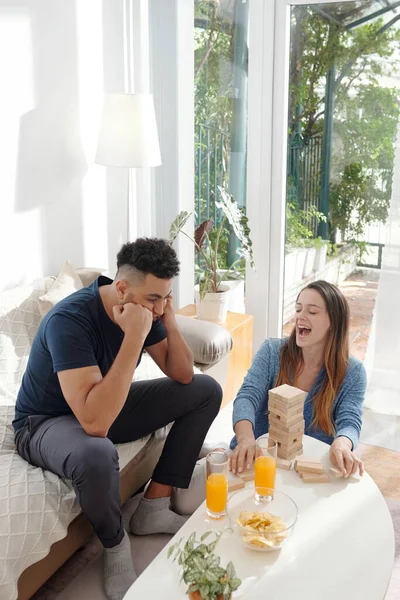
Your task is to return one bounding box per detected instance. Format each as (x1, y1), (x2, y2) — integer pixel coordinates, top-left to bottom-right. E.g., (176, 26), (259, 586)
(160, 296), (177, 330)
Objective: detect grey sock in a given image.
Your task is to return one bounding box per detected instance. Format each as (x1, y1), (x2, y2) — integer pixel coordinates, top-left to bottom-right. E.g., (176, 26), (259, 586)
(129, 495), (188, 536)
(103, 532), (136, 600)
(170, 459), (206, 515)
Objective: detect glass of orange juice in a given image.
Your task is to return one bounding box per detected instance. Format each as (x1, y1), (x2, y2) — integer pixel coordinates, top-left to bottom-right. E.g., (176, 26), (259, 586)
(254, 435), (277, 503)
(205, 450), (229, 519)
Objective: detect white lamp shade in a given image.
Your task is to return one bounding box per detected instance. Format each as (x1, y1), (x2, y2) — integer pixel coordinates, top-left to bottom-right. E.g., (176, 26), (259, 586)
(95, 93), (162, 167)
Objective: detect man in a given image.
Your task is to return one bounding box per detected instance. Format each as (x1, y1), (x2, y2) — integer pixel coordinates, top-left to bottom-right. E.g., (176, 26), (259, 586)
(13, 238), (222, 600)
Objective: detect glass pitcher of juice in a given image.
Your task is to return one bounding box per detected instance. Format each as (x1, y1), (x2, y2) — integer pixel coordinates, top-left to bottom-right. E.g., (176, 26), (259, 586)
(206, 450), (229, 519)
(254, 435), (277, 502)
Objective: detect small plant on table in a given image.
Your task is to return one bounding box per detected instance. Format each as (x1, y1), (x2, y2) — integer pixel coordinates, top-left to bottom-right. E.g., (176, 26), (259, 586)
(167, 530), (241, 600)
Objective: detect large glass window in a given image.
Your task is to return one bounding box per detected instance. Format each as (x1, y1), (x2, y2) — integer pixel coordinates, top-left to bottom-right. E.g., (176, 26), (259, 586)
(194, 0), (249, 311)
(283, 1), (400, 335)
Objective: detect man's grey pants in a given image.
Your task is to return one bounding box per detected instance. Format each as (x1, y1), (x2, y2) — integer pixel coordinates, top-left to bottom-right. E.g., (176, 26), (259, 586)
(14, 374), (222, 548)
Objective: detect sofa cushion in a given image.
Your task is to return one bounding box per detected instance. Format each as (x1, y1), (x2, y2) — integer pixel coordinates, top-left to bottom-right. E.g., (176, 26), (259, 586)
(38, 260), (83, 317)
(0, 277), (55, 406)
(175, 314), (232, 366)
(75, 267), (106, 287)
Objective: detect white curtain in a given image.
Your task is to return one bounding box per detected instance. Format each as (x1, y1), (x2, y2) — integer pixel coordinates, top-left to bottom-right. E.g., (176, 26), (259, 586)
(364, 120), (400, 416)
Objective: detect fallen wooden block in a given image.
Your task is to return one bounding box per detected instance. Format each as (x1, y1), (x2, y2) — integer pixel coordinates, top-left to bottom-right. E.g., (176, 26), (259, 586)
(277, 458), (292, 470)
(240, 469), (255, 482)
(301, 472), (330, 484)
(228, 476), (246, 492)
(329, 467), (344, 479)
(295, 460), (324, 474)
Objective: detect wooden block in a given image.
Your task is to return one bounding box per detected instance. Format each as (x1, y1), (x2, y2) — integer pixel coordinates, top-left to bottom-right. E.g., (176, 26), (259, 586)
(281, 445), (303, 460)
(271, 432), (303, 450)
(269, 401), (304, 418)
(269, 415), (305, 434)
(277, 458), (292, 470)
(228, 476), (246, 492)
(302, 472), (330, 484)
(268, 411), (304, 426)
(268, 409), (304, 428)
(278, 440), (303, 460)
(269, 430), (304, 447)
(294, 460), (324, 474)
(268, 384), (307, 408)
(269, 397), (305, 414)
(270, 435), (303, 454)
(329, 467), (344, 479)
(240, 470), (255, 482)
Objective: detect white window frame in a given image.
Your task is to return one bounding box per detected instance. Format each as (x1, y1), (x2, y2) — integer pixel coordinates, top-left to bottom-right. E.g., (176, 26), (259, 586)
(246, 0), (354, 353)
(149, 0), (194, 309)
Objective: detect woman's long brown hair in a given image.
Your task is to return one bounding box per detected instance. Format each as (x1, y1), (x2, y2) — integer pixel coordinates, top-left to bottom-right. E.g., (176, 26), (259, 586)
(275, 280), (350, 436)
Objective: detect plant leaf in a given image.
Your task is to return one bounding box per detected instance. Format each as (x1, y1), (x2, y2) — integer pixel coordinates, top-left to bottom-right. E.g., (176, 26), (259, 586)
(230, 578), (242, 591)
(226, 561), (235, 579)
(199, 584), (210, 599)
(216, 186), (255, 269)
(200, 531), (212, 542)
(168, 211), (192, 245)
(195, 219), (214, 248)
(187, 584), (199, 594)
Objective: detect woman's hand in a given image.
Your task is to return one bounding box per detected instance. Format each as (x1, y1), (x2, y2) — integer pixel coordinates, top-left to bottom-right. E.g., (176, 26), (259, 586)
(330, 436), (364, 477)
(229, 436), (261, 474)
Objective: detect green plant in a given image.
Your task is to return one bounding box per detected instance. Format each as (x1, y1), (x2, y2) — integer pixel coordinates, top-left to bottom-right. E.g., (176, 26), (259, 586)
(285, 201), (326, 251)
(169, 186), (255, 299)
(167, 530), (241, 600)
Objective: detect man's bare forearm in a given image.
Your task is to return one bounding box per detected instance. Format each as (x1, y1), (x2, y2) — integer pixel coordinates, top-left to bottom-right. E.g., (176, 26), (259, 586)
(83, 334), (145, 435)
(164, 323), (194, 384)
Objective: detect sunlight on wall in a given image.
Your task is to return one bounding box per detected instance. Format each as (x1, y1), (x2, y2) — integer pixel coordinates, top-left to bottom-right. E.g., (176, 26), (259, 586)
(0, 9), (43, 290)
(76, 1), (108, 271)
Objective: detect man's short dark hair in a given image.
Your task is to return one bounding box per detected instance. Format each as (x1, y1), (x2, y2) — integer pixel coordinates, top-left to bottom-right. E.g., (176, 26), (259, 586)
(116, 238), (180, 280)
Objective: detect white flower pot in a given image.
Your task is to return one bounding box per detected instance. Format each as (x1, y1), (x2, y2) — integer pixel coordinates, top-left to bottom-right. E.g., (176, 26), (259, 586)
(313, 243), (328, 272)
(303, 247), (317, 278)
(216, 271), (245, 313)
(194, 283), (231, 324)
(285, 248), (307, 287)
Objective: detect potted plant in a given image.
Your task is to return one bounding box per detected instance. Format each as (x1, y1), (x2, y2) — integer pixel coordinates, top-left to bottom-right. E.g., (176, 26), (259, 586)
(169, 186), (255, 323)
(285, 201), (327, 284)
(167, 530), (241, 600)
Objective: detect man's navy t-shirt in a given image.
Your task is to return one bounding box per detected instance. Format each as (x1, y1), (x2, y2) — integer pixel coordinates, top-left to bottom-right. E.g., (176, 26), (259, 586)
(13, 276), (167, 431)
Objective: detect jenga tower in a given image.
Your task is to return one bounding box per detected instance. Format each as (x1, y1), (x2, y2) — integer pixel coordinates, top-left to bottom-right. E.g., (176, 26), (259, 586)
(268, 384), (306, 460)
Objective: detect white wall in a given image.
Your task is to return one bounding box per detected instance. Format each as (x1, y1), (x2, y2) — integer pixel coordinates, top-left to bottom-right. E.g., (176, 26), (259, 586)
(0, 0), (133, 291)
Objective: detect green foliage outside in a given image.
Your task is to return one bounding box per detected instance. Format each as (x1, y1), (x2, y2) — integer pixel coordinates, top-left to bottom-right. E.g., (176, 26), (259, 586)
(194, 3), (400, 268)
(195, 0), (235, 228)
(288, 6), (400, 254)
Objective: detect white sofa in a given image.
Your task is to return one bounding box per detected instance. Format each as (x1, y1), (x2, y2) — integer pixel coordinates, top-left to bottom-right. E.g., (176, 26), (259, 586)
(0, 268), (232, 600)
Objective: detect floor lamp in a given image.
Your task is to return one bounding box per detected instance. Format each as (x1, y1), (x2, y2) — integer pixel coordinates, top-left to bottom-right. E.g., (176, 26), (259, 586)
(95, 93), (162, 241)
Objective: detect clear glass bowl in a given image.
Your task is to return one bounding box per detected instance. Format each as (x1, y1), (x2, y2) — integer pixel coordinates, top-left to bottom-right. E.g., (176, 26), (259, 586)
(226, 487), (298, 552)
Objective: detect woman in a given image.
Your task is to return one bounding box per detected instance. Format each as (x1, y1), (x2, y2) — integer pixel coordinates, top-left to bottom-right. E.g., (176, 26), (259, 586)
(230, 280), (366, 478)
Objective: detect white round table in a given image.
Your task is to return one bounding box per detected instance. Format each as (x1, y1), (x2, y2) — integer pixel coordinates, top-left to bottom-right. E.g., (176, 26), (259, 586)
(124, 435), (395, 600)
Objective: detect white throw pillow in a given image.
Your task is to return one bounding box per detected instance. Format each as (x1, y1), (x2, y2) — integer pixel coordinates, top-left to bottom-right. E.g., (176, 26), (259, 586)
(38, 260), (83, 317)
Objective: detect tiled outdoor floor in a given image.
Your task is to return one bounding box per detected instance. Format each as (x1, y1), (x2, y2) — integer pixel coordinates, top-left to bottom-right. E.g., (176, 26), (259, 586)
(282, 268), (380, 361)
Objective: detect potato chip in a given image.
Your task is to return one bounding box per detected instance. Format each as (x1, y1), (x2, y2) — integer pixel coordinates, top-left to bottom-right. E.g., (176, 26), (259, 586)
(236, 510), (288, 548)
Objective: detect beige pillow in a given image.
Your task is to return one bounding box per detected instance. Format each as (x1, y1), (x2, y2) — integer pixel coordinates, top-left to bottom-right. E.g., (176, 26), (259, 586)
(175, 314), (232, 366)
(38, 260), (83, 317)
(75, 267), (106, 287)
